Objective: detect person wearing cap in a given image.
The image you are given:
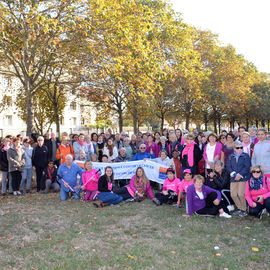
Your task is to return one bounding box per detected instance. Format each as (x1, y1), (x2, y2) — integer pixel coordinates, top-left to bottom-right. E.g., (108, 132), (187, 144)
(226, 141), (251, 217)
(20, 138), (33, 194)
(186, 175), (231, 218)
(177, 169), (194, 207)
(180, 133), (202, 177)
(153, 168), (181, 206)
(131, 144), (155, 161)
(167, 150), (182, 179)
(203, 133), (222, 173)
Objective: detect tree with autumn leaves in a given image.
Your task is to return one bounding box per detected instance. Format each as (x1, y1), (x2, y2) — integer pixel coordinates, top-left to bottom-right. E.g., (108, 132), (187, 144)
(0, 0), (269, 135)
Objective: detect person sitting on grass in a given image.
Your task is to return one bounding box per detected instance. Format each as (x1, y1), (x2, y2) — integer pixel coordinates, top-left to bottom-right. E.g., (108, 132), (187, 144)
(43, 160), (60, 194)
(93, 166), (123, 207)
(153, 168), (181, 206)
(57, 154), (83, 201)
(114, 167), (155, 202)
(186, 175), (231, 218)
(81, 160), (100, 201)
(245, 165), (270, 219)
(177, 169), (194, 207)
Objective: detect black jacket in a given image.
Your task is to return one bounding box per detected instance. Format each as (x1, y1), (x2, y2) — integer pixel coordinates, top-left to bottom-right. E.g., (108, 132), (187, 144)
(205, 169), (230, 190)
(45, 138), (60, 160)
(32, 145), (49, 168)
(0, 144), (8, 172)
(98, 175), (114, 192)
(180, 144), (202, 168)
(42, 166), (58, 183)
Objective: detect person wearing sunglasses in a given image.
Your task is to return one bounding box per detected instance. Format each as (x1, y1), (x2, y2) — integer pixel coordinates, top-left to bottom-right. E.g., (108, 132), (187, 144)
(226, 141), (251, 217)
(131, 144), (155, 161)
(245, 165), (270, 219)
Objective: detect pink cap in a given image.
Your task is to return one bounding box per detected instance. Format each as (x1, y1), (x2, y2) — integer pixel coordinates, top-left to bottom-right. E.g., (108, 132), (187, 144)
(183, 169), (191, 174)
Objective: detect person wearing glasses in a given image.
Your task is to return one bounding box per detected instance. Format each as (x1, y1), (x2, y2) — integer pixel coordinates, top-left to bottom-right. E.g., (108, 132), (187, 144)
(131, 144), (155, 161)
(226, 141), (251, 217)
(32, 136), (49, 193)
(245, 165), (270, 219)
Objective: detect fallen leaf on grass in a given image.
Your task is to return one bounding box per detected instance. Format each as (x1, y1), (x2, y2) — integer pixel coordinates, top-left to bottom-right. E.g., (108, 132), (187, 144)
(245, 226), (250, 229)
(252, 247), (259, 252)
(216, 253), (221, 256)
(132, 234), (138, 237)
(87, 222), (92, 227)
(127, 254), (135, 259)
(122, 265), (129, 268)
(0, 237), (7, 239)
(171, 251), (177, 254)
(148, 254), (152, 258)
(73, 246), (80, 249)
(59, 240), (64, 243)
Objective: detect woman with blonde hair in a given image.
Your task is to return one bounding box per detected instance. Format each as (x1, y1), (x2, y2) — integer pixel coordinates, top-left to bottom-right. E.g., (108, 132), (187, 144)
(245, 165), (270, 219)
(114, 167), (155, 202)
(103, 138), (118, 162)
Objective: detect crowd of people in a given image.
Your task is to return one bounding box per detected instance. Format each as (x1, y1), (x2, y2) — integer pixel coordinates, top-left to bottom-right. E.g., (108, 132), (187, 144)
(0, 126), (270, 220)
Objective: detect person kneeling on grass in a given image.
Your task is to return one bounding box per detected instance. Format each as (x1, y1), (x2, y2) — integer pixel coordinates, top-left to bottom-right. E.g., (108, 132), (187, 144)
(93, 166), (123, 207)
(186, 175), (231, 218)
(114, 167), (155, 202)
(153, 168), (180, 206)
(81, 160), (100, 201)
(245, 165), (270, 219)
(177, 169), (194, 207)
(43, 160), (60, 194)
(57, 154), (83, 201)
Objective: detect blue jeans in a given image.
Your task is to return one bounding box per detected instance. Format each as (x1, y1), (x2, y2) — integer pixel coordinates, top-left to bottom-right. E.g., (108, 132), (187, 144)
(97, 192), (123, 205)
(60, 188), (80, 201)
(1, 171), (13, 194)
(21, 167), (32, 191)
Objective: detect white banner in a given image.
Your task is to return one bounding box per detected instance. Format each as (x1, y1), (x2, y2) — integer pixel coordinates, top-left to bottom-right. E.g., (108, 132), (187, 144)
(75, 160), (168, 184)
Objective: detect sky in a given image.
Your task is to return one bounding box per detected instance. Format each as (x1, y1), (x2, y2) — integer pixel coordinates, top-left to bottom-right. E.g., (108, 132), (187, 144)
(170, 0), (270, 73)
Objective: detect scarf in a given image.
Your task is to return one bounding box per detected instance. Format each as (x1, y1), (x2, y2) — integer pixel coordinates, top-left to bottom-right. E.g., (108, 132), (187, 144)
(250, 175), (264, 191)
(78, 140), (84, 147)
(242, 142), (251, 156)
(47, 166), (55, 180)
(135, 178), (145, 193)
(182, 141), (196, 167)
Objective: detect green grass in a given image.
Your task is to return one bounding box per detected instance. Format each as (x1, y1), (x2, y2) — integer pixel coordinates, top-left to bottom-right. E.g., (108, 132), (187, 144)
(0, 193), (269, 270)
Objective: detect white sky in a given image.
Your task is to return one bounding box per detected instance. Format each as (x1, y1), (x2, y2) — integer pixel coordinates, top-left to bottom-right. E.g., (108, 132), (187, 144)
(170, 0), (270, 73)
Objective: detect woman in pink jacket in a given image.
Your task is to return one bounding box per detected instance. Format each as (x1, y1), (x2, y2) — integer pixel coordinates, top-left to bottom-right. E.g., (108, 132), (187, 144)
(114, 167), (155, 202)
(245, 165), (270, 219)
(153, 168), (181, 206)
(81, 161), (100, 201)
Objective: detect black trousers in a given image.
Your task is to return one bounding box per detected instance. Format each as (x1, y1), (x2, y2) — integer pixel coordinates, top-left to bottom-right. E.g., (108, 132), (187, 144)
(36, 166), (45, 192)
(248, 197), (270, 217)
(196, 192), (227, 216)
(10, 171), (22, 192)
(155, 190), (178, 204)
(114, 187), (132, 200)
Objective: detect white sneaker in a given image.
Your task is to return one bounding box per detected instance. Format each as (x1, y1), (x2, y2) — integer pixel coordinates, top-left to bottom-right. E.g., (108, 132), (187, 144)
(220, 212), (232, 218)
(13, 191), (17, 196)
(17, 191), (22, 195)
(227, 205), (235, 212)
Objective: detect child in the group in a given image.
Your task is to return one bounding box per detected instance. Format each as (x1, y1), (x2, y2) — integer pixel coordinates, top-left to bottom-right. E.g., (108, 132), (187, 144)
(177, 169), (194, 207)
(153, 168), (181, 206)
(82, 161), (100, 201)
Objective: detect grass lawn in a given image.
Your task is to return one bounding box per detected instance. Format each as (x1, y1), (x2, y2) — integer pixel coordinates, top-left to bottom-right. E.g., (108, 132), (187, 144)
(0, 192), (269, 270)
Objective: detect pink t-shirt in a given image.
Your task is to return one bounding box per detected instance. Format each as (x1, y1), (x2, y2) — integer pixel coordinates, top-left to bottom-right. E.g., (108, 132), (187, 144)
(179, 179), (194, 193)
(162, 177), (181, 194)
(82, 169), (100, 191)
(108, 182), (113, 191)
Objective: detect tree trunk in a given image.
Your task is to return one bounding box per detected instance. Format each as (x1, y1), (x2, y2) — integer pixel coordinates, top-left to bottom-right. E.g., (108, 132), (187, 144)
(268, 120), (270, 131)
(261, 119), (265, 127)
(246, 118), (249, 130)
(185, 112), (190, 130)
(160, 112), (165, 132)
(132, 101), (138, 134)
(213, 116), (217, 134)
(118, 109), (123, 132)
(55, 105), (60, 137)
(218, 115), (221, 134)
(204, 112), (208, 131)
(255, 120), (259, 128)
(26, 81), (33, 136)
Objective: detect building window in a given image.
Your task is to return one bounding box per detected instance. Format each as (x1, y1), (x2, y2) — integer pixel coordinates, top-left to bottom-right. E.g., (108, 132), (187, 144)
(72, 117), (77, 126)
(70, 101), (77, 110)
(5, 115), (12, 126)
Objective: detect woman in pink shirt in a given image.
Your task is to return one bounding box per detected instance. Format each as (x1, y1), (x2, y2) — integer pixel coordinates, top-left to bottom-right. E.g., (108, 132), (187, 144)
(153, 168), (181, 206)
(177, 169), (194, 207)
(114, 167), (155, 202)
(145, 135), (159, 158)
(81, 161), (100, 201)
(245, 165), (270, 219)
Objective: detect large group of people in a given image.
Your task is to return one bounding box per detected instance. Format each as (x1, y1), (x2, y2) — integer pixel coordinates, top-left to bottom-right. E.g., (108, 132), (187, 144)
(0, 126), (270, 220)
